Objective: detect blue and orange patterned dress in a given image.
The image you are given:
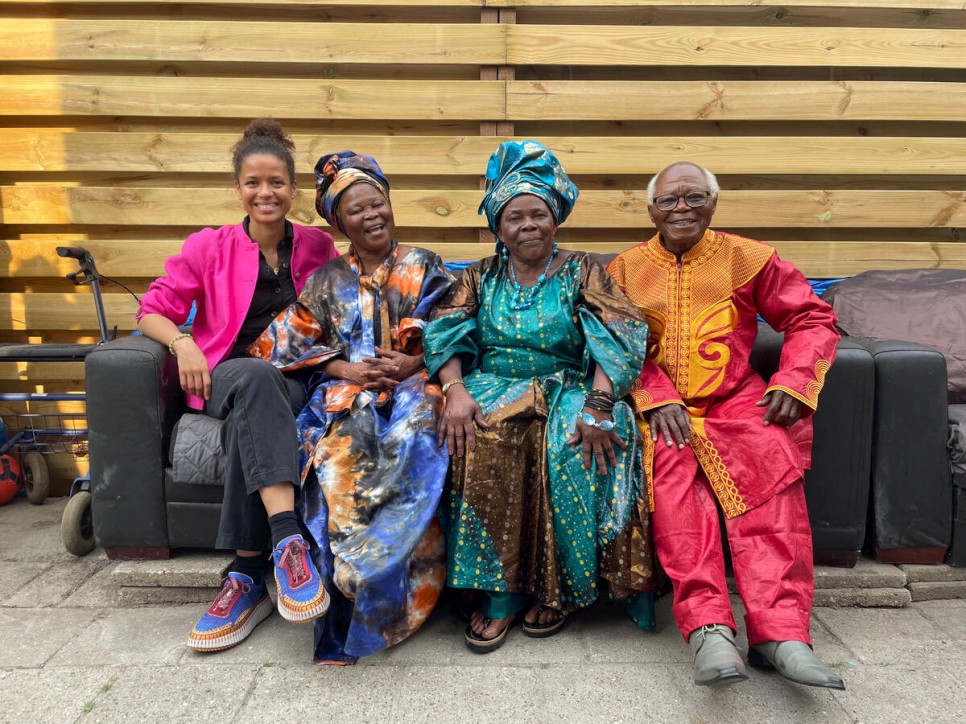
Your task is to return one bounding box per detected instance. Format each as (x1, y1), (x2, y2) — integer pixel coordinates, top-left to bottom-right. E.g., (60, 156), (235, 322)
(423, 252), (655, 618)
(251, 243), (453, 664)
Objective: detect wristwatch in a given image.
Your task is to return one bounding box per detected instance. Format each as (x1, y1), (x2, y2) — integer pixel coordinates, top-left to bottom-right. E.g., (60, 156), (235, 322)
(580, 412), (615, 431)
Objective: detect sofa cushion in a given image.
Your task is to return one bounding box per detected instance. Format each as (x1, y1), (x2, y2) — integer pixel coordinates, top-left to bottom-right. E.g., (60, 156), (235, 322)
(170, 413), (225, 487)
(822, 269), (966, 403)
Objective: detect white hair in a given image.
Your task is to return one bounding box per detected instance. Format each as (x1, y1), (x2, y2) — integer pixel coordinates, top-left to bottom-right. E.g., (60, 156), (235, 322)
(646, 163), (720, 205)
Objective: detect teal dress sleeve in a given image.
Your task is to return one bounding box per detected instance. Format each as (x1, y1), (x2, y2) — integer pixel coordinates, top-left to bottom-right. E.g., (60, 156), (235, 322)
(424, 260), (488, 379)
(573, 253), (649, 398)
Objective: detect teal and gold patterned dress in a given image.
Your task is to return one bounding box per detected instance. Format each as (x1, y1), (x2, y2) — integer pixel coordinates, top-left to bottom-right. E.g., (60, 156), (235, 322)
(424, 252), (654, 617)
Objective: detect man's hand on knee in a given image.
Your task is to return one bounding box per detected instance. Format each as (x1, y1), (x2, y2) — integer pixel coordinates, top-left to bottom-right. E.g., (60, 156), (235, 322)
(646, 404), (691, 449)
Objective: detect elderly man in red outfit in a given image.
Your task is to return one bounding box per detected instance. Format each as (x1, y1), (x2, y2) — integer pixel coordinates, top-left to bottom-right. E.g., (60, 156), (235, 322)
(608, 161), (844, 690)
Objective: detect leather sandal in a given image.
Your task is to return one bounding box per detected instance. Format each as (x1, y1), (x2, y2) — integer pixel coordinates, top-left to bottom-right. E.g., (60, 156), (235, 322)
(522, 606), (567, 638)
(464, 614), (517, 654)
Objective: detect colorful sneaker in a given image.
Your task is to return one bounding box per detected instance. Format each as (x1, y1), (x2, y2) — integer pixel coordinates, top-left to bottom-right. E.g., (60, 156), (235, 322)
(272, 534), (330, 623)
(187, 572), (273, 652)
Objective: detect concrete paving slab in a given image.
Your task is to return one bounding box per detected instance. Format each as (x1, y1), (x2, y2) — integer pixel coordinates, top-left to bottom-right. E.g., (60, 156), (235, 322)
(118, 585), (223, 606)
(0, 666), (113, 724)
(48, 606), (200, 667)
(3, 554), (109, 608)
(60, 562), (124, 608)
(814, 586), (911, 608)
(900, 563), (966, 583)
(0, 497), (68, 528)
(909, 581), (966, 601)
(112, 552), (232, 588)
(913, 600), (966, 641)
(84, 664), (261, 723)
(0, 608), (100, 668)
(0, 560), (49, 604)
(0, 501), (76, 565)
(569, 597), (691, 665)
(833, 664), (966, 723)
(814, 606), (949, 666)
(814, 557), (905, 589)
(239, 664), (547, 723)
(548, 662), (851, 724)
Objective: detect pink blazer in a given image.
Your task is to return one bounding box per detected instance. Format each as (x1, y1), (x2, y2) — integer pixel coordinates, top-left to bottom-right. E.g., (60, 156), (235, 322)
(138, 222), (338, 409)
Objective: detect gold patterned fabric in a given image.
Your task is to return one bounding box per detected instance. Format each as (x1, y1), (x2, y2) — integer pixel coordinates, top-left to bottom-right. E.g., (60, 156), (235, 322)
(608, 230), (839, 517)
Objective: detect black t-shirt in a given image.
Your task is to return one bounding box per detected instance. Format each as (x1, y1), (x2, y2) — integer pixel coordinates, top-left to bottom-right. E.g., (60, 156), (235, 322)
(227, 217), (298, 359)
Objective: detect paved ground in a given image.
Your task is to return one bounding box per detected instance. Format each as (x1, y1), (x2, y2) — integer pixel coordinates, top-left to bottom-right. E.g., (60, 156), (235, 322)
(2, 498), (966, 723)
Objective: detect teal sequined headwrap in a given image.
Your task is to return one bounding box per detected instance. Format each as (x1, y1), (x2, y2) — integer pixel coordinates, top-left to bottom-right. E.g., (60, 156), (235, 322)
(478, 140), (579, 251)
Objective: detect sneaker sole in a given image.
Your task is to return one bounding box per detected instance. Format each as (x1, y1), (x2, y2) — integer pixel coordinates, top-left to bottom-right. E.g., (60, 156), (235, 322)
(276, 585), (330, 623)
(187, 594), (273, 652)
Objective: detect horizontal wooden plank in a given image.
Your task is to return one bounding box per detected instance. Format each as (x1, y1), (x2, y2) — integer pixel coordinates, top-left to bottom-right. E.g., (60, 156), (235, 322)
(507, 81), (966, 121)
(3, 0), (482, 4)
(3, 186), (965, 228)
(6, 238), (966, 279)
(508, 25), (966, 68)
(0, 76), (506, 120)
(0, 292), (140, 331)
(0, 361), (85, 382)
(6, 0), (954, 8)
(4, 131), (966, 176)
(0, 20), (505, 64)
(492, 1), (966, 8)
(1, 241), (964, 333)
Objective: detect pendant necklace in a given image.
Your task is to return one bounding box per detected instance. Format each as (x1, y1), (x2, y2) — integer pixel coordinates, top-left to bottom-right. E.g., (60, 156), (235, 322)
(507, 247), (558, 311)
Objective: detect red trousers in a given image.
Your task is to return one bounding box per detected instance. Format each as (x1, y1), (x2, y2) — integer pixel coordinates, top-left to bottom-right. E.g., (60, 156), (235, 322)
(652, 440), (814, 646)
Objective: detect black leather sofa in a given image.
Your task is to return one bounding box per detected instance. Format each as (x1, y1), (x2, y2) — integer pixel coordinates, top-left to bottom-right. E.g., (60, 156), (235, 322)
(87, 325), (883, 564)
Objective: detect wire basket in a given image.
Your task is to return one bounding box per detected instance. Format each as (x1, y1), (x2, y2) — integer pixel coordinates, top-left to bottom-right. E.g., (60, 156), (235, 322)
(6, 413), (89, 456)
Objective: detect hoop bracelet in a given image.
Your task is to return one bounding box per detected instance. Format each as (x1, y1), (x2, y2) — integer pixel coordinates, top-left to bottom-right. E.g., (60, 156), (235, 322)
(442, 378), (465, 394)
(168, 332), (193, 356)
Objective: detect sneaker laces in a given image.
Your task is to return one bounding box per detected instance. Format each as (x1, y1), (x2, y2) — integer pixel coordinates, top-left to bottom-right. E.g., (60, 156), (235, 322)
(210, 576), (249, 614)
(278, 538), (309, 586)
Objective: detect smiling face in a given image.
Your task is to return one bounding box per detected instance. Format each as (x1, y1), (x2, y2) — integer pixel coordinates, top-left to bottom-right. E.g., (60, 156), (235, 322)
(234, 153), (297, 228)
(498, 194), (559, 266)
(337, 181), (395, 255)
(648, 163), (717, 255)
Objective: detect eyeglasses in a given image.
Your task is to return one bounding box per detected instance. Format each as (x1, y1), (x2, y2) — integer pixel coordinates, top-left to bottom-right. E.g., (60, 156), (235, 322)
(653, 191), (711, 212)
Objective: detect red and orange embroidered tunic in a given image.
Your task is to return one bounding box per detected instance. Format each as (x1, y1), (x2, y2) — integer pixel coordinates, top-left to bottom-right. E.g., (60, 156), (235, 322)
(608, 229), (839, 518)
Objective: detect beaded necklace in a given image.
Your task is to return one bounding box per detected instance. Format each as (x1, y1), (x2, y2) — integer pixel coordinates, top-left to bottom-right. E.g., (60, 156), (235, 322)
(506, 245), (558, 311)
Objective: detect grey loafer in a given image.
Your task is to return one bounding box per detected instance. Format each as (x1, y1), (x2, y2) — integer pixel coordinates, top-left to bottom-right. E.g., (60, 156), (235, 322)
(749, 640), (845, 690)
(689, 623), (749, 687)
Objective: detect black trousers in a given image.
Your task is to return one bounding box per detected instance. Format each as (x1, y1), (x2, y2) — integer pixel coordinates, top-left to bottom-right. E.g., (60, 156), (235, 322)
(203, 358), (305, 552)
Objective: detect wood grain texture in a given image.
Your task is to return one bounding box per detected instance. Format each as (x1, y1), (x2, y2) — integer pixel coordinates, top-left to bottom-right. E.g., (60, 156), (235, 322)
(490, 1), (966, 8)
(5, 239), (966, 277)
(4, 186), (965, 228)
(0, 292), (139, 331)
(0, 20), (505, 64)
(508, 25), (966, 68)
(3, 131), (965, 176)
(0, 76), (506, 120)
(507, 80), (966, 121)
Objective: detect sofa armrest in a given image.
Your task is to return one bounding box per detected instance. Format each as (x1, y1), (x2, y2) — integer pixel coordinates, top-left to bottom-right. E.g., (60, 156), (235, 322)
(86, 335), (186, 550)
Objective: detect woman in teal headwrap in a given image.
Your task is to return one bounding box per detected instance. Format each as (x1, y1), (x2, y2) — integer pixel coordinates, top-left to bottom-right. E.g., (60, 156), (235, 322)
(424, 140), (656, 653)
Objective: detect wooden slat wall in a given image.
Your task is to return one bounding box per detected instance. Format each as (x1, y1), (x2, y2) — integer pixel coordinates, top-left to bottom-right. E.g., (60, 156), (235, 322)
(1, 0), (965, 491)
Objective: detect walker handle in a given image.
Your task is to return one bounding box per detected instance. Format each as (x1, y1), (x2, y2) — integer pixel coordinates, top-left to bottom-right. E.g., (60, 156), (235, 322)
(56, 246), (90, 261)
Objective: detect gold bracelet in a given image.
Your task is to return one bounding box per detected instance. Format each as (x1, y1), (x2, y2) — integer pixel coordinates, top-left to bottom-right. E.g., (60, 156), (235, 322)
(168, 332), (193, 356)
(442, 378), (465, 394)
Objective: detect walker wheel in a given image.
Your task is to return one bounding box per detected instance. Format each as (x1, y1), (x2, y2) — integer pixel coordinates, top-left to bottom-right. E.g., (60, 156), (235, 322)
(62, 490), (95, 557)
(23, 452), (49, 505)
